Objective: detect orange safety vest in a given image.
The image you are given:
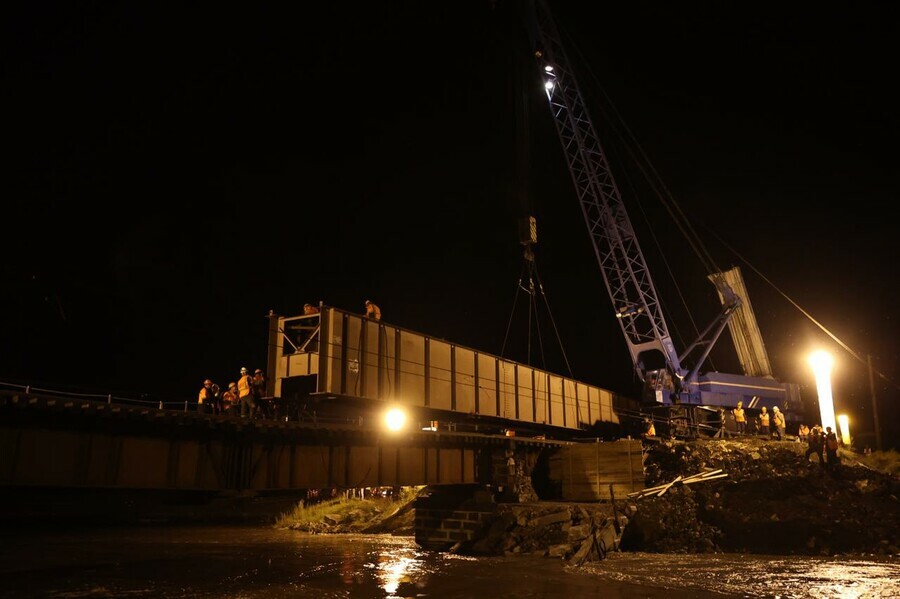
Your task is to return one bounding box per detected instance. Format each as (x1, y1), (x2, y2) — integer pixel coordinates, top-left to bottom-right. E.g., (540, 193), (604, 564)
(198, 386), (212, 404)
(238, 374), (252, 398)
(366, 302), (381, 320)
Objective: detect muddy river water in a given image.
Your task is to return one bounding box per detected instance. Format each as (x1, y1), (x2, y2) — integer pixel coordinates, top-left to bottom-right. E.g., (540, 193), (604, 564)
(2, 525), (897, 598)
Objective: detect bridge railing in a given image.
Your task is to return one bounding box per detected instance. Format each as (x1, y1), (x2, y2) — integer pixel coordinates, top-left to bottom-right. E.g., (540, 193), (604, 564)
(0, 380), (189, 411)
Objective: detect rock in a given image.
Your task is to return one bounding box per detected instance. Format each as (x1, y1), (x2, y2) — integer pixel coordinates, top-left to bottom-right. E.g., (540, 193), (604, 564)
(568, 523), (591, 542)
(570, 535), (594, 565)
(323, 513), (345, 526)
(529, 508), (572, 528)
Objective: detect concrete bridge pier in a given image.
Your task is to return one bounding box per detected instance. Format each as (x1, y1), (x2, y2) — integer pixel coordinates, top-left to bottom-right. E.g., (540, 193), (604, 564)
(414, 444), (542, 551)
(414, 439), (645, 552)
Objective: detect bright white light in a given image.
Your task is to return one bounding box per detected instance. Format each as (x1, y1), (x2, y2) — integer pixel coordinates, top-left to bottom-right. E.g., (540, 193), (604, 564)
(544, 80), (554, 90)
(837, 413), (850, 446)
(808, 350), (833, 371)
(808, 350), (836, 433)
(384, 408), (407, 432)
(544, 65), (554, 73)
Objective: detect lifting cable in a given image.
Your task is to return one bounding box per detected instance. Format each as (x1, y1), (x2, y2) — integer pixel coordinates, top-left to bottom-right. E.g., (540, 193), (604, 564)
(500, 246), (575, 379)
(500, 15), (576, 381)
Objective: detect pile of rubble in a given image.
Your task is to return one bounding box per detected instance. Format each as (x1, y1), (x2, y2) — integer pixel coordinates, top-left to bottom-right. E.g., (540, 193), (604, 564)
(622, 437), (900, 555)
(466, 502), (622, 564)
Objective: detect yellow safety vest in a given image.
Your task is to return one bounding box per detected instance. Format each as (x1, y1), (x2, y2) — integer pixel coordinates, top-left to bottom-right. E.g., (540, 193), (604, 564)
(238, 375), (252, 398)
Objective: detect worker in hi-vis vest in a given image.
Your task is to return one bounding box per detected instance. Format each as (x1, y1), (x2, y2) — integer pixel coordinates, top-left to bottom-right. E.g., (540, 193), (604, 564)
(237, 367), (256, 418)
(364, 299), (381, 320)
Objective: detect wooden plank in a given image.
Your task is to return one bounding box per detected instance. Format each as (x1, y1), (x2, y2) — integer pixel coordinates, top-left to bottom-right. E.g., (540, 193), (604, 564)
(656, 475), (682, 496)
(627, 469), (729, 499)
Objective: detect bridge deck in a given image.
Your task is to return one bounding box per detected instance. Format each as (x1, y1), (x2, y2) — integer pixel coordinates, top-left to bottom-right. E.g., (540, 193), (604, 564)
(1, 391), (567, 493)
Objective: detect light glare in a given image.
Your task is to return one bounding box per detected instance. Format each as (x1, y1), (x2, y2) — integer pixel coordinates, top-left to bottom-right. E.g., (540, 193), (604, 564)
(837, 413), (850, 446)
(808, 350), (836, 434)
(384, 408), (406, 432)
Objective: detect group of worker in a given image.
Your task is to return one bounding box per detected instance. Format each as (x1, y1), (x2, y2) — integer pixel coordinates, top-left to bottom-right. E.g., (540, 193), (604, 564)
(197, 366), (269, 419)
(644, 402), (841, 452)
(200, 300), (383, 416)
(294, 300), (380, 352)
(708, 402), (785, 439)
(803, 423), (842, 474)
(727, 401), (787, 439)
(301, 299), (381, 320)
(304, 300), (381, 320)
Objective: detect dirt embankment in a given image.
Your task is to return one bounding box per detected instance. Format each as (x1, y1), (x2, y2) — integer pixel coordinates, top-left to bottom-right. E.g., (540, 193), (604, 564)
(623, 438), (900, 555)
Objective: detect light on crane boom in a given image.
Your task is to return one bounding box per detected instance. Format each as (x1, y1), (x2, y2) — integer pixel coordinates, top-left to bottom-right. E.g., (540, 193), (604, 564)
(543, 65), (556, 91)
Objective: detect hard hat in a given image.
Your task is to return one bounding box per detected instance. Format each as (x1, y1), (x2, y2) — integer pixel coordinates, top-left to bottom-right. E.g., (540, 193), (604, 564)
(204, 379), (212, 385)
(229, 382), (236, 388)
(241, 367), (248, 374)
(365, 299), (371, 305)
(255, 369), (262, 374)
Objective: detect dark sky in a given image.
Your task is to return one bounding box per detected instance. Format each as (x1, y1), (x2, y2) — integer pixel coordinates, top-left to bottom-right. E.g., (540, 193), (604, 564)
(4, 2), (898, 446)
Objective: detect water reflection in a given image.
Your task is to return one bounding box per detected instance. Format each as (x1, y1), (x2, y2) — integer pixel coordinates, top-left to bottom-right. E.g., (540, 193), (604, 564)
(369, 548), (418, 595)
(0, 526), (896, 598)
(582, 552), (900, 598)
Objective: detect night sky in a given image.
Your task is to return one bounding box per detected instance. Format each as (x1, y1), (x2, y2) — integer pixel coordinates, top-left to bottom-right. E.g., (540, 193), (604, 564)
(4, 2), (898, 447)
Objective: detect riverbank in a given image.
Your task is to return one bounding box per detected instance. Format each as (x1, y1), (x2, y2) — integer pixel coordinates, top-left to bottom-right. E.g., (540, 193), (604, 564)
(276, 487), (421, 535)
(277, 439), (900, 558)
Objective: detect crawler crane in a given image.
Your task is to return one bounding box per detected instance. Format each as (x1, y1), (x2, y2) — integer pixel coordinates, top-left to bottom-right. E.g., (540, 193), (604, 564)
(522, 0), (802, 435)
